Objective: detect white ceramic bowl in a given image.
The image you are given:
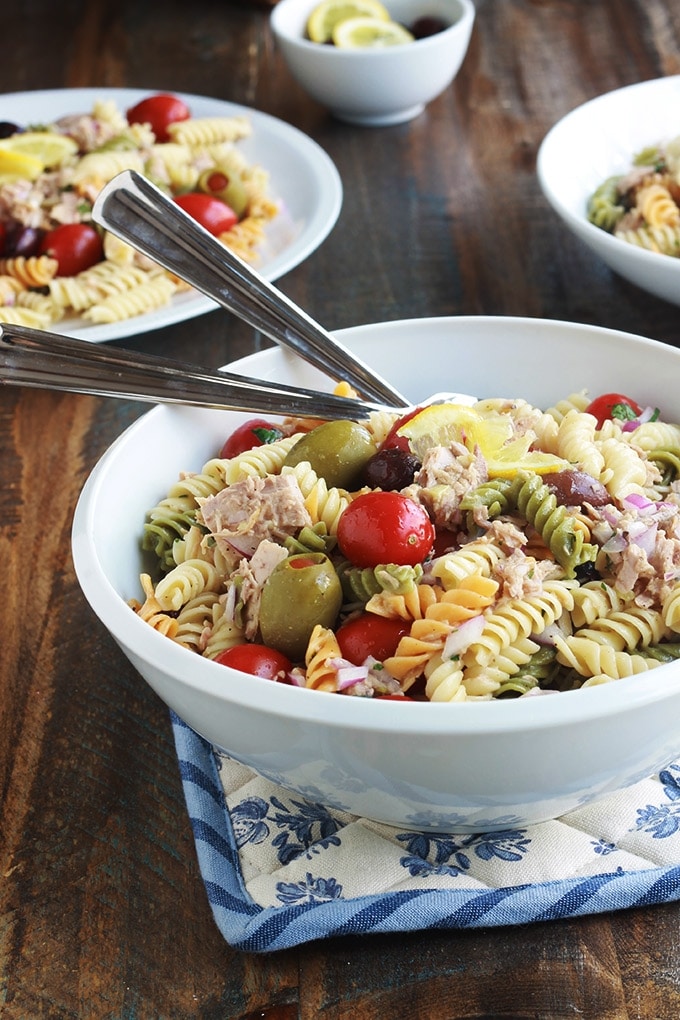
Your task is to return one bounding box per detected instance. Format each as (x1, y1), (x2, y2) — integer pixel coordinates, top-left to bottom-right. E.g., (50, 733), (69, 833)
(72, 316), (680, 832)
(537, 75), (680, 307)
(270, 0), (475, 126)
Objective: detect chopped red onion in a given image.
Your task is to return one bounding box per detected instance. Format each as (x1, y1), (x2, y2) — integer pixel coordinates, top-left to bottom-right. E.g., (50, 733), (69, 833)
(442, 614), (486, 658)
(623, 493), (655, 513)
(602, 533), (628, 554)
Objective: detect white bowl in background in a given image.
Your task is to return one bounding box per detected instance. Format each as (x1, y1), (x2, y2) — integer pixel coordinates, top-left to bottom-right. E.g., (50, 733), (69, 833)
(537, 75), (680, 307)
(270, 0), (475, 126)
(72, 316), (680, 832)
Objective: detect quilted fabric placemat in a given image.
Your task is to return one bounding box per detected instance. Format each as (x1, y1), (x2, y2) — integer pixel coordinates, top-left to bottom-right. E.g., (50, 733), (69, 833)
(171, 713), (680, 953)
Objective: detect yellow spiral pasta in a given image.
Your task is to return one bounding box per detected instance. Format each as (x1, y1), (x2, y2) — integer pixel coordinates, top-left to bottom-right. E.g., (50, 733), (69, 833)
(555, 635), (660, 679)
(556, 410), (604, 477)
(173, 591), (222, 650)
(365, 583), (439, 623)
(574, 606), (668, 651)
(167, 115), (251, 147)
(597, 435), (650, 497)
(84, 276), (177, 324)
(154, 558), (222, 612)
(220, 434), (303, 485)
(635, 183), (680, 227)
(281, 461), (350, 534)
(0, 255), (58, 287)
(424, 656), (467, 702)
(304, 625), (342, 692)
(461, 580), (576, 669)
(131, 574), (180, 638)
(203, 601), (246, 660)
(431, 539), (505, 589)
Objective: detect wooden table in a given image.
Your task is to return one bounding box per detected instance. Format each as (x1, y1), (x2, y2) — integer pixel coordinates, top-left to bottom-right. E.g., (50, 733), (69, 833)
(2, 1), (680, 1016)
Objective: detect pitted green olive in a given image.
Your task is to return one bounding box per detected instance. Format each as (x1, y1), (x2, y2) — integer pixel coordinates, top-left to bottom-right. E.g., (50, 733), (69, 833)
(259, 553), (343, 661)
(283, 419), (377, 490)
(197, 168), (249, 217)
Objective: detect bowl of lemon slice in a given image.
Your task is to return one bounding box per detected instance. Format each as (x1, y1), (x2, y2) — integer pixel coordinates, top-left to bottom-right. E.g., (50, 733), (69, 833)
(270, 0), (475, 126)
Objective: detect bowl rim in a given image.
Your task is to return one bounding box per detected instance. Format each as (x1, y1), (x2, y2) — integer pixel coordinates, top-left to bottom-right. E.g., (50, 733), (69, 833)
(72, 314), (680, 738)
(536, 74), (680, 272)
(270, 0), (476, 53)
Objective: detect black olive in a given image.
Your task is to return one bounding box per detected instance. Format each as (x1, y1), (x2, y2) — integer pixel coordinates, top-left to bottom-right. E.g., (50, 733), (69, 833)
(361, 447), (421, 490)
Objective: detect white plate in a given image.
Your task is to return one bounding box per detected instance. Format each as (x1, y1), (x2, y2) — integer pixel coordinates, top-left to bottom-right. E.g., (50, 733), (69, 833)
(537, 76), (680, 307)
(0, 87), (343, 341)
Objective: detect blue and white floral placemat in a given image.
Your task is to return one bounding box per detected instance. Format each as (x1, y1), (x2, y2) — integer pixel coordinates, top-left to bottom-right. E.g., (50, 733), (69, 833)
(171, 713), (680, 953)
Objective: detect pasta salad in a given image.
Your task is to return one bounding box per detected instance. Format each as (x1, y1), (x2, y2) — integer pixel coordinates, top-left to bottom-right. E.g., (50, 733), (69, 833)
(0, 93), (279, 330)
(131, 385), (680, 701)
(588, 134), (680, 256)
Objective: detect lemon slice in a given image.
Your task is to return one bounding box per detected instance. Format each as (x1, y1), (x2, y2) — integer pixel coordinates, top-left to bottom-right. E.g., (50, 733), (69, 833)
(306, 0), (390, 43)
(397, 403), (568, 477)
(0, 131), (78, 169)
(0, 148), (44, 182)
(332, 15), (415, 47)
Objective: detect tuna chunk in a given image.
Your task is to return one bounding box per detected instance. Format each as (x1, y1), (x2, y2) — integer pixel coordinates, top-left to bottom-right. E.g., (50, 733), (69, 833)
(199, 473), (312, 558)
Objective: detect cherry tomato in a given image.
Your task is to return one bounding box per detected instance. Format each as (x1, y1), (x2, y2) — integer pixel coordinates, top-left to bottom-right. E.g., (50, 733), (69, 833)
(336, 614), (409, 665)
(219, 418), (284, 459)
(126, 93), (191, 142)
(214, 643), (292, 680)
(337, 491), (435, 568)
(0, 221), (5, 257)
(38, 223), (104, 277)
(174, 193), (238, 235)
(585, 392), (643, 428)
(380, 406), (423, 453)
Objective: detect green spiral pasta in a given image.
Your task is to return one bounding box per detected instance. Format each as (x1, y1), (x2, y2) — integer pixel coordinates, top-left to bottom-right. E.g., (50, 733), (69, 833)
(142, 496), (198, 571)
(587, 176), (625, 231)
(339, 562), (423, 606)
(509, 472), (597, 576)
(459, 477), (514, 528)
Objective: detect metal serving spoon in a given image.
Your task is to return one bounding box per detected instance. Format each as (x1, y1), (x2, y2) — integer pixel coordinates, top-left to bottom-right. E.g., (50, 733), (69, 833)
(0, 323), (400, 420)
(90, 169), (409, 408)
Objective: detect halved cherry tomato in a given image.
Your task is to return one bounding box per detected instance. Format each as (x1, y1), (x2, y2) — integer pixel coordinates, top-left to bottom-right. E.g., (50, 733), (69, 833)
(337, 491), (435, 568)
(336, 614), (409, 665)
(126, 93), (191, 142)
(174, 192), (238, 235)
(38, 223), (104, 276)
(585, 392), (643, 428)
(219, 418), (284, 459)
(214, 643), (292, 680)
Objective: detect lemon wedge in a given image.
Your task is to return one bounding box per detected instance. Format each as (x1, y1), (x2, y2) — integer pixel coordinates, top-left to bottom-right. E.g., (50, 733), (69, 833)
(0, 131), (78, 170)
(396, 403), (568, 477)
(332, 15), (414, 47)
(306, 0), (390, 43)
(0, 148), (44, 183)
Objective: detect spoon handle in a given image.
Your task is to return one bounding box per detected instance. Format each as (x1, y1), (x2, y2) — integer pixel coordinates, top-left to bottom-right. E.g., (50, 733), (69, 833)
(92, 170), (409, 408)
(0, 323), (399, 420)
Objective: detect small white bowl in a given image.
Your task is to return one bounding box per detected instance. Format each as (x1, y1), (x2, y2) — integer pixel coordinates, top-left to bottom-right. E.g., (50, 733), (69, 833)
(537, 75), (680, 307)
(72, 316), (680, 832)
(270, 0), (475, 126)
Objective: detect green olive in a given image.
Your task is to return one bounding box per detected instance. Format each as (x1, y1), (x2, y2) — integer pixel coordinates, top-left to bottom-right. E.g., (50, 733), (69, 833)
(283, 419), (377, 490)
(259, 553), (343, 661)
(197, 168), (249, 217)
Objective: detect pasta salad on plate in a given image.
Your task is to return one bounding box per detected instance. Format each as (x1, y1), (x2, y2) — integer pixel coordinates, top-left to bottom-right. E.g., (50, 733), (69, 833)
(131, 384), (680, 702)
(588, 134), (680, 256)
(0, 88), (342, 340)
(0, 92), (279, 333)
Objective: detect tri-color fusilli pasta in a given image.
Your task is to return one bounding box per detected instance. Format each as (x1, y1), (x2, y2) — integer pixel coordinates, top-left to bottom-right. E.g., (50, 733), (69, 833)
(0, 94), (281, 330)
(133, 383), (680, 700)
(587, 135), (680, 257)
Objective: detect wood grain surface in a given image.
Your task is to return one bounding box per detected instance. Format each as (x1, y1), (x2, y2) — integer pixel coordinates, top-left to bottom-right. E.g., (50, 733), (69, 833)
(2, 1), (680, 1017)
